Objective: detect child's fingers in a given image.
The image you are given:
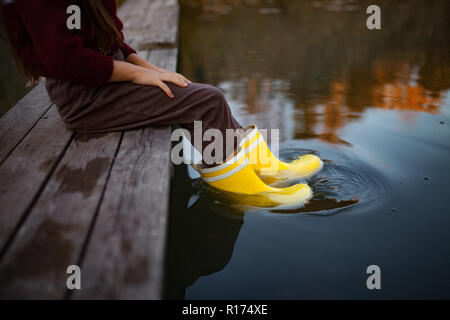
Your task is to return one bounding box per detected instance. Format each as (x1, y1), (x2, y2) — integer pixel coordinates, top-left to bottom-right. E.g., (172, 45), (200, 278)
(174, 72), (191, 83)
(176, 74), (187, 83)
(157, 80), (174, 98)
(162, 74), (188, 88)
(181, 74), (192, 83)
(161, 71), (191, 84)
(175, 72), (191, 83)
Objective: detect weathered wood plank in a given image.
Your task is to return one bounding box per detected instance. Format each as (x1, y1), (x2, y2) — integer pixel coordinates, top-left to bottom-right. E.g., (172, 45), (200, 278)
(0, 132), (121, 299)
(0, 82), (52, 164)
(119, 0), (179, 51)
(0, 106), (72, 253)
(74, 127), (172, 299)
(118, 0), (152, 50)
(149, 48), (178, 71)
(74, 45), (178, 299)
(0, 0), (179, 300)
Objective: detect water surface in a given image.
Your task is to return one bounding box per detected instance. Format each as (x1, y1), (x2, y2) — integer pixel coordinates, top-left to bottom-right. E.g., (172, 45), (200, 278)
(167, 0), (450, 299)
(0, 37), (32, 116)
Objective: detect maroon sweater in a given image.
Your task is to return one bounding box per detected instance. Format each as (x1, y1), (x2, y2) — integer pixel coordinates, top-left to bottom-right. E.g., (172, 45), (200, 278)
(3, 0), (136, 85)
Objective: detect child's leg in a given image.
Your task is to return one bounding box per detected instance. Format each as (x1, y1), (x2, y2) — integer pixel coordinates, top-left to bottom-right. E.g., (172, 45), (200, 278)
(48, 79), (243, 165)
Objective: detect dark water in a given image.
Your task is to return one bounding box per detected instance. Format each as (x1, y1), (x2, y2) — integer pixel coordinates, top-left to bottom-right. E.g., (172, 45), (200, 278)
(167, 0), (450, 299)
(0, 38), (32, 116)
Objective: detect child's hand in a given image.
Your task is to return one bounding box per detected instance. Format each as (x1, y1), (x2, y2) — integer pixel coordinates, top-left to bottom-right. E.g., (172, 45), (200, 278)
(131, 67), (188, 98)
(126, 53), (192, 86)
(157, 69), (192, 86)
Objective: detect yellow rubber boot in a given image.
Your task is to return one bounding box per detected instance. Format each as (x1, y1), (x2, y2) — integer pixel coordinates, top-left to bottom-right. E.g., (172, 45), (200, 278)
(197, 149), (312, 208)
(240, 125), (323, 182)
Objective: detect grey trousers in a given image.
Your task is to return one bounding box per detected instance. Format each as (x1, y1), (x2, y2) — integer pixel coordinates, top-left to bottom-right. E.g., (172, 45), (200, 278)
(45, 50), (243, 164)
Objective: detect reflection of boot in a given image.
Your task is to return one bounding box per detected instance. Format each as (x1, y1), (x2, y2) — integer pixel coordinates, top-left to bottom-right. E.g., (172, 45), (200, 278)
(241, 125), (323, 182)
(197, 148), (312, 207)
(166, 193), (244, 299)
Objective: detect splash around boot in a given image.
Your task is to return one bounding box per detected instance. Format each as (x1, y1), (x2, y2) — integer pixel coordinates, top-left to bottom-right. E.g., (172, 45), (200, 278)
(171, 122), (323, 208)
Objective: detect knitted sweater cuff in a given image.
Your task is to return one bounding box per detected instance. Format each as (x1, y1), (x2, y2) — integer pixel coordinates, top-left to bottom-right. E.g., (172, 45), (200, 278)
(120, 42), (137, 59)
(78, 52), (114, 85)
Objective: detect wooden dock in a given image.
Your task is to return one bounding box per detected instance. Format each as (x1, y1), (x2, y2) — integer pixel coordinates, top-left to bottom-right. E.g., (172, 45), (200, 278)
(0, 0), (178, 299)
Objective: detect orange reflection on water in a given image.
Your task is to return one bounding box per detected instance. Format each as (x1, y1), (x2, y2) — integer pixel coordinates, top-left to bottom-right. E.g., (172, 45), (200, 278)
(317, 70), (444, 141)
(180, 0), (450, 145)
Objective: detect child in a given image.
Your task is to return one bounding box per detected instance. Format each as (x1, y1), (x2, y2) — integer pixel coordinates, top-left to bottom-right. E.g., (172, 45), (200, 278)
(1, 0), (322, 207)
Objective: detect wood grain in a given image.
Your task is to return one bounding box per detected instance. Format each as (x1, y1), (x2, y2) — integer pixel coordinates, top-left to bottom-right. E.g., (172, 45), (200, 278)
(0, 0), (179, 300)
(119, 0), (179, 51)
(73, 3), (179, 300)
(149, 48), (178, 71)
(0, 132), (121, 299)
(74, 127), (172, 299)
(0, 82), (52, 164)
(0, 106), (72, 253)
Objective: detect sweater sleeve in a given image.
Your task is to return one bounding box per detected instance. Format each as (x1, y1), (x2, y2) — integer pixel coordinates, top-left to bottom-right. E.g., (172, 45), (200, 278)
(120, 41), (137, 59)
(14, 0), (113, 85)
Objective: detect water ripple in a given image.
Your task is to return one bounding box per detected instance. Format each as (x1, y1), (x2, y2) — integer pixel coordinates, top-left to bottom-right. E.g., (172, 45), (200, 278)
(192, 145), (392, 217)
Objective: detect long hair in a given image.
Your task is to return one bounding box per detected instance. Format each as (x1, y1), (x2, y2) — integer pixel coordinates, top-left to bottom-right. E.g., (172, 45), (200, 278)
(0, 3), (41, 83)
(0, 0), (123, 83)
(81, 0), (123, 55)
